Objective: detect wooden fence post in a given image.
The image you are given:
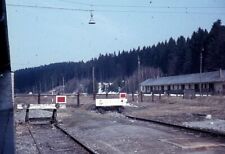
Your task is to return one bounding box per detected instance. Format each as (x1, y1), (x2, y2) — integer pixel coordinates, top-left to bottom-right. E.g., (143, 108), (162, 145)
(93, 93), (96, 100)
(77, 92), (80, 107)
(38, 92), (40, 104)
(152, 92), (154, 102)
(51, 109), (57, 124)
(25, 104), (30, 122)
(132, 92), (134, 102)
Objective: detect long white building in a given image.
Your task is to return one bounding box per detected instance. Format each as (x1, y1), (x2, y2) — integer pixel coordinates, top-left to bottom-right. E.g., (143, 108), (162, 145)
(140, 69), (225, 94)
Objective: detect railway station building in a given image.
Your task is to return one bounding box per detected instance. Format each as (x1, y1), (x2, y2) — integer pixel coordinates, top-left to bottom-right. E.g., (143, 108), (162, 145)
(140, 69), (225, 95)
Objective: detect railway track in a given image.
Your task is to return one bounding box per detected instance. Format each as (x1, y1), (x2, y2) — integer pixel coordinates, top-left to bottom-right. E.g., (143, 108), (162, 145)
(54, 124), (97, 154)
(125, 115), (225, 138)
(24, 123), (96, 154)
(26, 125), (42, 154)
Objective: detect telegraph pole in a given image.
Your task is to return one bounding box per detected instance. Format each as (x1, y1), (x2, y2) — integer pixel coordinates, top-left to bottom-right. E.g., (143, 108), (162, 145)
(62, 76), (65, 94)
(137, 55), (141, 102)
(200, 48), (203, 98)
(92, 66), (95, 100)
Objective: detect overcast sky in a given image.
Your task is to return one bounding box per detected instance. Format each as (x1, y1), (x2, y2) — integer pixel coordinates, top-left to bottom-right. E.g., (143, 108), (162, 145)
(6, 0), (225, 70)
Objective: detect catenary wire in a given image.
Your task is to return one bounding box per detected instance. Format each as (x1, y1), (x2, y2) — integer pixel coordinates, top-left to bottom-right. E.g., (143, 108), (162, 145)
(58, 0), (225, 9)
(7, 3), (225, 15)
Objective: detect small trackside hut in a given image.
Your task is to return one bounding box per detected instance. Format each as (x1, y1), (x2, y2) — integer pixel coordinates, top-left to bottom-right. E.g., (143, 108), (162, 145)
(140, 69), (225, 96)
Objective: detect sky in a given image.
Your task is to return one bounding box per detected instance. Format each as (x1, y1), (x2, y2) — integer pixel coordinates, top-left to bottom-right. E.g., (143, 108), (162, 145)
(6, 0), (225, 70)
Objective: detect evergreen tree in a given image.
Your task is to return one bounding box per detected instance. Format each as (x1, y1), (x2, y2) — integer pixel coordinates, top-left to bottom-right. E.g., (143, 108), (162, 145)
(15, 20), (225, 93)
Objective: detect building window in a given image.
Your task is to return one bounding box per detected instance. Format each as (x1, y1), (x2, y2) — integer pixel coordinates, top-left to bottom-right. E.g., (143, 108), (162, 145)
(194, 84), (199, 91)
(168, 85), (171, 91)
(209, 83), (214, 92)
(161, 86), (164, 91)
(181, 84), (185, 90)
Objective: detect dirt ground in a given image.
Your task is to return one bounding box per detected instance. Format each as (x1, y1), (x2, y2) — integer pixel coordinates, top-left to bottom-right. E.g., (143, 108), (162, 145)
(14, 94), (225, 125)
(125, 95), (225, 125)
(14, 94), (225, 153)
(56, 108), (225, 154)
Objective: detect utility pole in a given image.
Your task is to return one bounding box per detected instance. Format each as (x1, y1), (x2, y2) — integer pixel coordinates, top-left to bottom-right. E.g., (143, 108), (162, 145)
(51, 79), (53, 91)
(37, 82), (41, 104)
(51, 79), (54, 103)
(39, 82), (42, 93)
(62, 76), (65, 94)
(200, 48), (203, 98)
(137, 55), (141, 102)
(92, 66), (95, 100)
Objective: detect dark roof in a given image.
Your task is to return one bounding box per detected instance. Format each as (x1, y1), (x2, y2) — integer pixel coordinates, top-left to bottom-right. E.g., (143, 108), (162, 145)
(140, 70), (225, 86)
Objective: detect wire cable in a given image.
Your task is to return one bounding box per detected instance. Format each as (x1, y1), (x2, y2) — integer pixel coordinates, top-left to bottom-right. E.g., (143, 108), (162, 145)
(58, 0), (225, 9)
(58, 0), (151, 8)
(7, 3), (225, 15)
(7, 3), (92, 12)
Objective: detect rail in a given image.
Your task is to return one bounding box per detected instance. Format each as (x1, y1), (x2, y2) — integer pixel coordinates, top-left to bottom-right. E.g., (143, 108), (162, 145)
(125, 115), (225, 138)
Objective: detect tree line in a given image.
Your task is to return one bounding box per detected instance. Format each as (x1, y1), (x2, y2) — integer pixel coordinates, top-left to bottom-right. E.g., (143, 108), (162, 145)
(15, 20), (225, 93)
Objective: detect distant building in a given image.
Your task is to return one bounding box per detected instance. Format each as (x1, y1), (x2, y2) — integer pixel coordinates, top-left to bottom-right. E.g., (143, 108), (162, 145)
(140, 69), (225, 95)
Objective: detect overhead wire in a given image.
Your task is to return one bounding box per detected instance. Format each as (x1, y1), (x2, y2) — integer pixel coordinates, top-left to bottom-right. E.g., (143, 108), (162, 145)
(58, 0), (225, 9)
(58, 0), (152, 8)
(7, 3), (92, 12)
(6, 3), (225, 15)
